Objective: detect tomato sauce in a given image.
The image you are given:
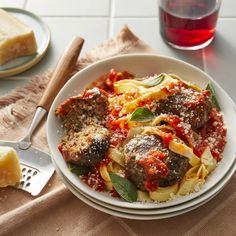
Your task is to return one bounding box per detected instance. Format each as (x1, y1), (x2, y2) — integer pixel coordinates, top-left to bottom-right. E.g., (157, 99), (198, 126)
(138, 151), (168, 176)
(81, 156), (111, 192)
(194, 108), (226, 161)
(137, 99), (155, 111)
(145, 179), (159, 192)
(161, 132), (173, 147)
(138, 150), (168, 192)
(166, 115), (192, 143)
(161, 80), (187, 95)
(103, 69), (132, 146)
(81, 166), (106, 192)
(99, 69), (134, 93)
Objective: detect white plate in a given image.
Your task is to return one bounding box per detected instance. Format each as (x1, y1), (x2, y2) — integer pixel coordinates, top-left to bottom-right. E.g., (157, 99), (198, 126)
(47, 54), (236, 209)
(55, 158), (236, 215)
(55, 160), (236, 220)
(0, 7), (50, 77)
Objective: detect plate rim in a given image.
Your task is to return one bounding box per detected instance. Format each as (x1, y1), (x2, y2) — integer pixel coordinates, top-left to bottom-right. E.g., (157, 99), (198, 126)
(56, 158), (236, 215)
(0, 7), (51, 77)
(55, 158), (236, 220)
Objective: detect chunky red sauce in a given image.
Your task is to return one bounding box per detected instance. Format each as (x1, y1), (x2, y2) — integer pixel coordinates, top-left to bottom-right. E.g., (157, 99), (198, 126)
(160, 132), (173, 147)
(106, 114), (128, 147)
(110, 128), (128, 147)
(161, 80), (187, 95)
(137, 99), (155, 110)
(81, 157), (110, 192)
(153, 129), (174, 147)
(139, 151), (168, 175)
(194, 108), (226, 161)
(100, 69), (134, 93)
(103, 69), (133, 147)
(145, 179), (159, 192)
(138, 150), (168, 192)
(166, 115), (192, 143)
(81, 166), (106, 192)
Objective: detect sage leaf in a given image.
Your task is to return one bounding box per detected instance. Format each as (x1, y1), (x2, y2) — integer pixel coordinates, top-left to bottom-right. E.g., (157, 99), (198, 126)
(141, 73), (165, 87)
(68, 163), (92, 176)
(205, 82), (221, 110)
(109, 173), (137, 202)
(130, 107), (155, 122)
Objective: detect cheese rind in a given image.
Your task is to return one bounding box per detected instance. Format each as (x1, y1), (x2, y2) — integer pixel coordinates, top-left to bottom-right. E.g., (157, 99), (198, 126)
(0, 8), (37, 65)
(0, 147), (22, 187)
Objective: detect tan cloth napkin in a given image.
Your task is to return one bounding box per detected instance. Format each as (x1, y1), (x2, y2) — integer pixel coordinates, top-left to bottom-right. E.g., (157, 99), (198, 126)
(0, 26), (236, 236)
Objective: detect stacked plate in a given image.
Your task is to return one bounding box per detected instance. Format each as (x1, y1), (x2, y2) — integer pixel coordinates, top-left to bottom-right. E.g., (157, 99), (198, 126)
(47, 54), (236, 220)
(52, 159), (236, 220)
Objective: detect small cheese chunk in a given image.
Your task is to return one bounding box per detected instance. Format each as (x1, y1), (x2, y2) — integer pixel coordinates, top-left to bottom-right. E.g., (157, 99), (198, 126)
(0, 8), (37, 65)
(0, 147), (22, 187)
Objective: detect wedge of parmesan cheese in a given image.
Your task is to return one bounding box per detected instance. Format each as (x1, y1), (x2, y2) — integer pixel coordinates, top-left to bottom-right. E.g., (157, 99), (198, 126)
(0, 8), (37, 65)
(0, 147), (22, 187)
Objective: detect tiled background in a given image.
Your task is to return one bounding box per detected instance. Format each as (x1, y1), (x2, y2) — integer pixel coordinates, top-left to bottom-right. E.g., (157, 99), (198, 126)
(0, 0), (236, 102)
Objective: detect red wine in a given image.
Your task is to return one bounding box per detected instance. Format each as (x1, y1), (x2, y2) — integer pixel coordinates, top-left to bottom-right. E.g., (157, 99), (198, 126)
(159, 0), (220, 49)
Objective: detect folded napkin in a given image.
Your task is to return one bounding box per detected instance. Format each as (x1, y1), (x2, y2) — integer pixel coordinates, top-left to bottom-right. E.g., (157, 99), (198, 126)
(0, 26), (236, 236)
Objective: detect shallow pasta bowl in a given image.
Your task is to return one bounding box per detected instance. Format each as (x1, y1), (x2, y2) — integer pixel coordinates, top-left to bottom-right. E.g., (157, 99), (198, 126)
(52, 157), (236, 216)
(55, 159), (236, 218)
(47, 54), (236, 209)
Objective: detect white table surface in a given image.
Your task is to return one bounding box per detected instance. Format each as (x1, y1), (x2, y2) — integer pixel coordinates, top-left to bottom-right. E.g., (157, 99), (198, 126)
(0, 0), (236, 102)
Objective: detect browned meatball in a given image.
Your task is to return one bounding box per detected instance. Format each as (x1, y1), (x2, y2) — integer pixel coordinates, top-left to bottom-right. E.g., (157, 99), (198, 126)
(155, 87), (212, 131)
(58, 125), (109, 167)
(56, 88), (110, 167)
(124, 135), (189, 191)
(55, 87), (109, 131)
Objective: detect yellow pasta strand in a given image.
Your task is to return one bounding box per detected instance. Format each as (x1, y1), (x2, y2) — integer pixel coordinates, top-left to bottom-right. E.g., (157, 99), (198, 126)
(99, 165), (113, 191)
(177, 147), (217, 197)
(201, 147), (217, 173)
(137, 190), (152, 202)
(115, 74), (178, 115)
(108, 148), (125, 167)
(177, 178), (205, 196)
(169, 141), (200, 166)
(99, 165), (111, 182)
(120, 89), (169, 114)
(149, 183), (178, 202)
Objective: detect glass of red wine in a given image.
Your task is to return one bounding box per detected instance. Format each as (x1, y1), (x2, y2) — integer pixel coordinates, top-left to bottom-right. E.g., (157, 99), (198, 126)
(158, 0), (222, 50)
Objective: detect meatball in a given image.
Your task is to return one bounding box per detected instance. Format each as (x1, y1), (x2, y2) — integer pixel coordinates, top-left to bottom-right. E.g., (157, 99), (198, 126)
(56, 87), (110, 167)
(124, 135), (189, 191)
(155, 87), (212, 130)
(55, 87), (109, 131)
(58, 125), (109, 167)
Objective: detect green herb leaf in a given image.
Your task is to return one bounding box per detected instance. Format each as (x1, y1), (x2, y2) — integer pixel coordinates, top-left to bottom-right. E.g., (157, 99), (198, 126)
(68, 163), (92, 176)
(141, 73), (165, 87)
(109, 173), (137, 202)
(205, 82), (221, 110)
(130, 107), (155, 122)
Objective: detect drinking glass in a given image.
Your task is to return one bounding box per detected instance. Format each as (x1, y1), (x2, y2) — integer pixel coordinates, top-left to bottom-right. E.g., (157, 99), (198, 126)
(158, 0), (222, 50)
